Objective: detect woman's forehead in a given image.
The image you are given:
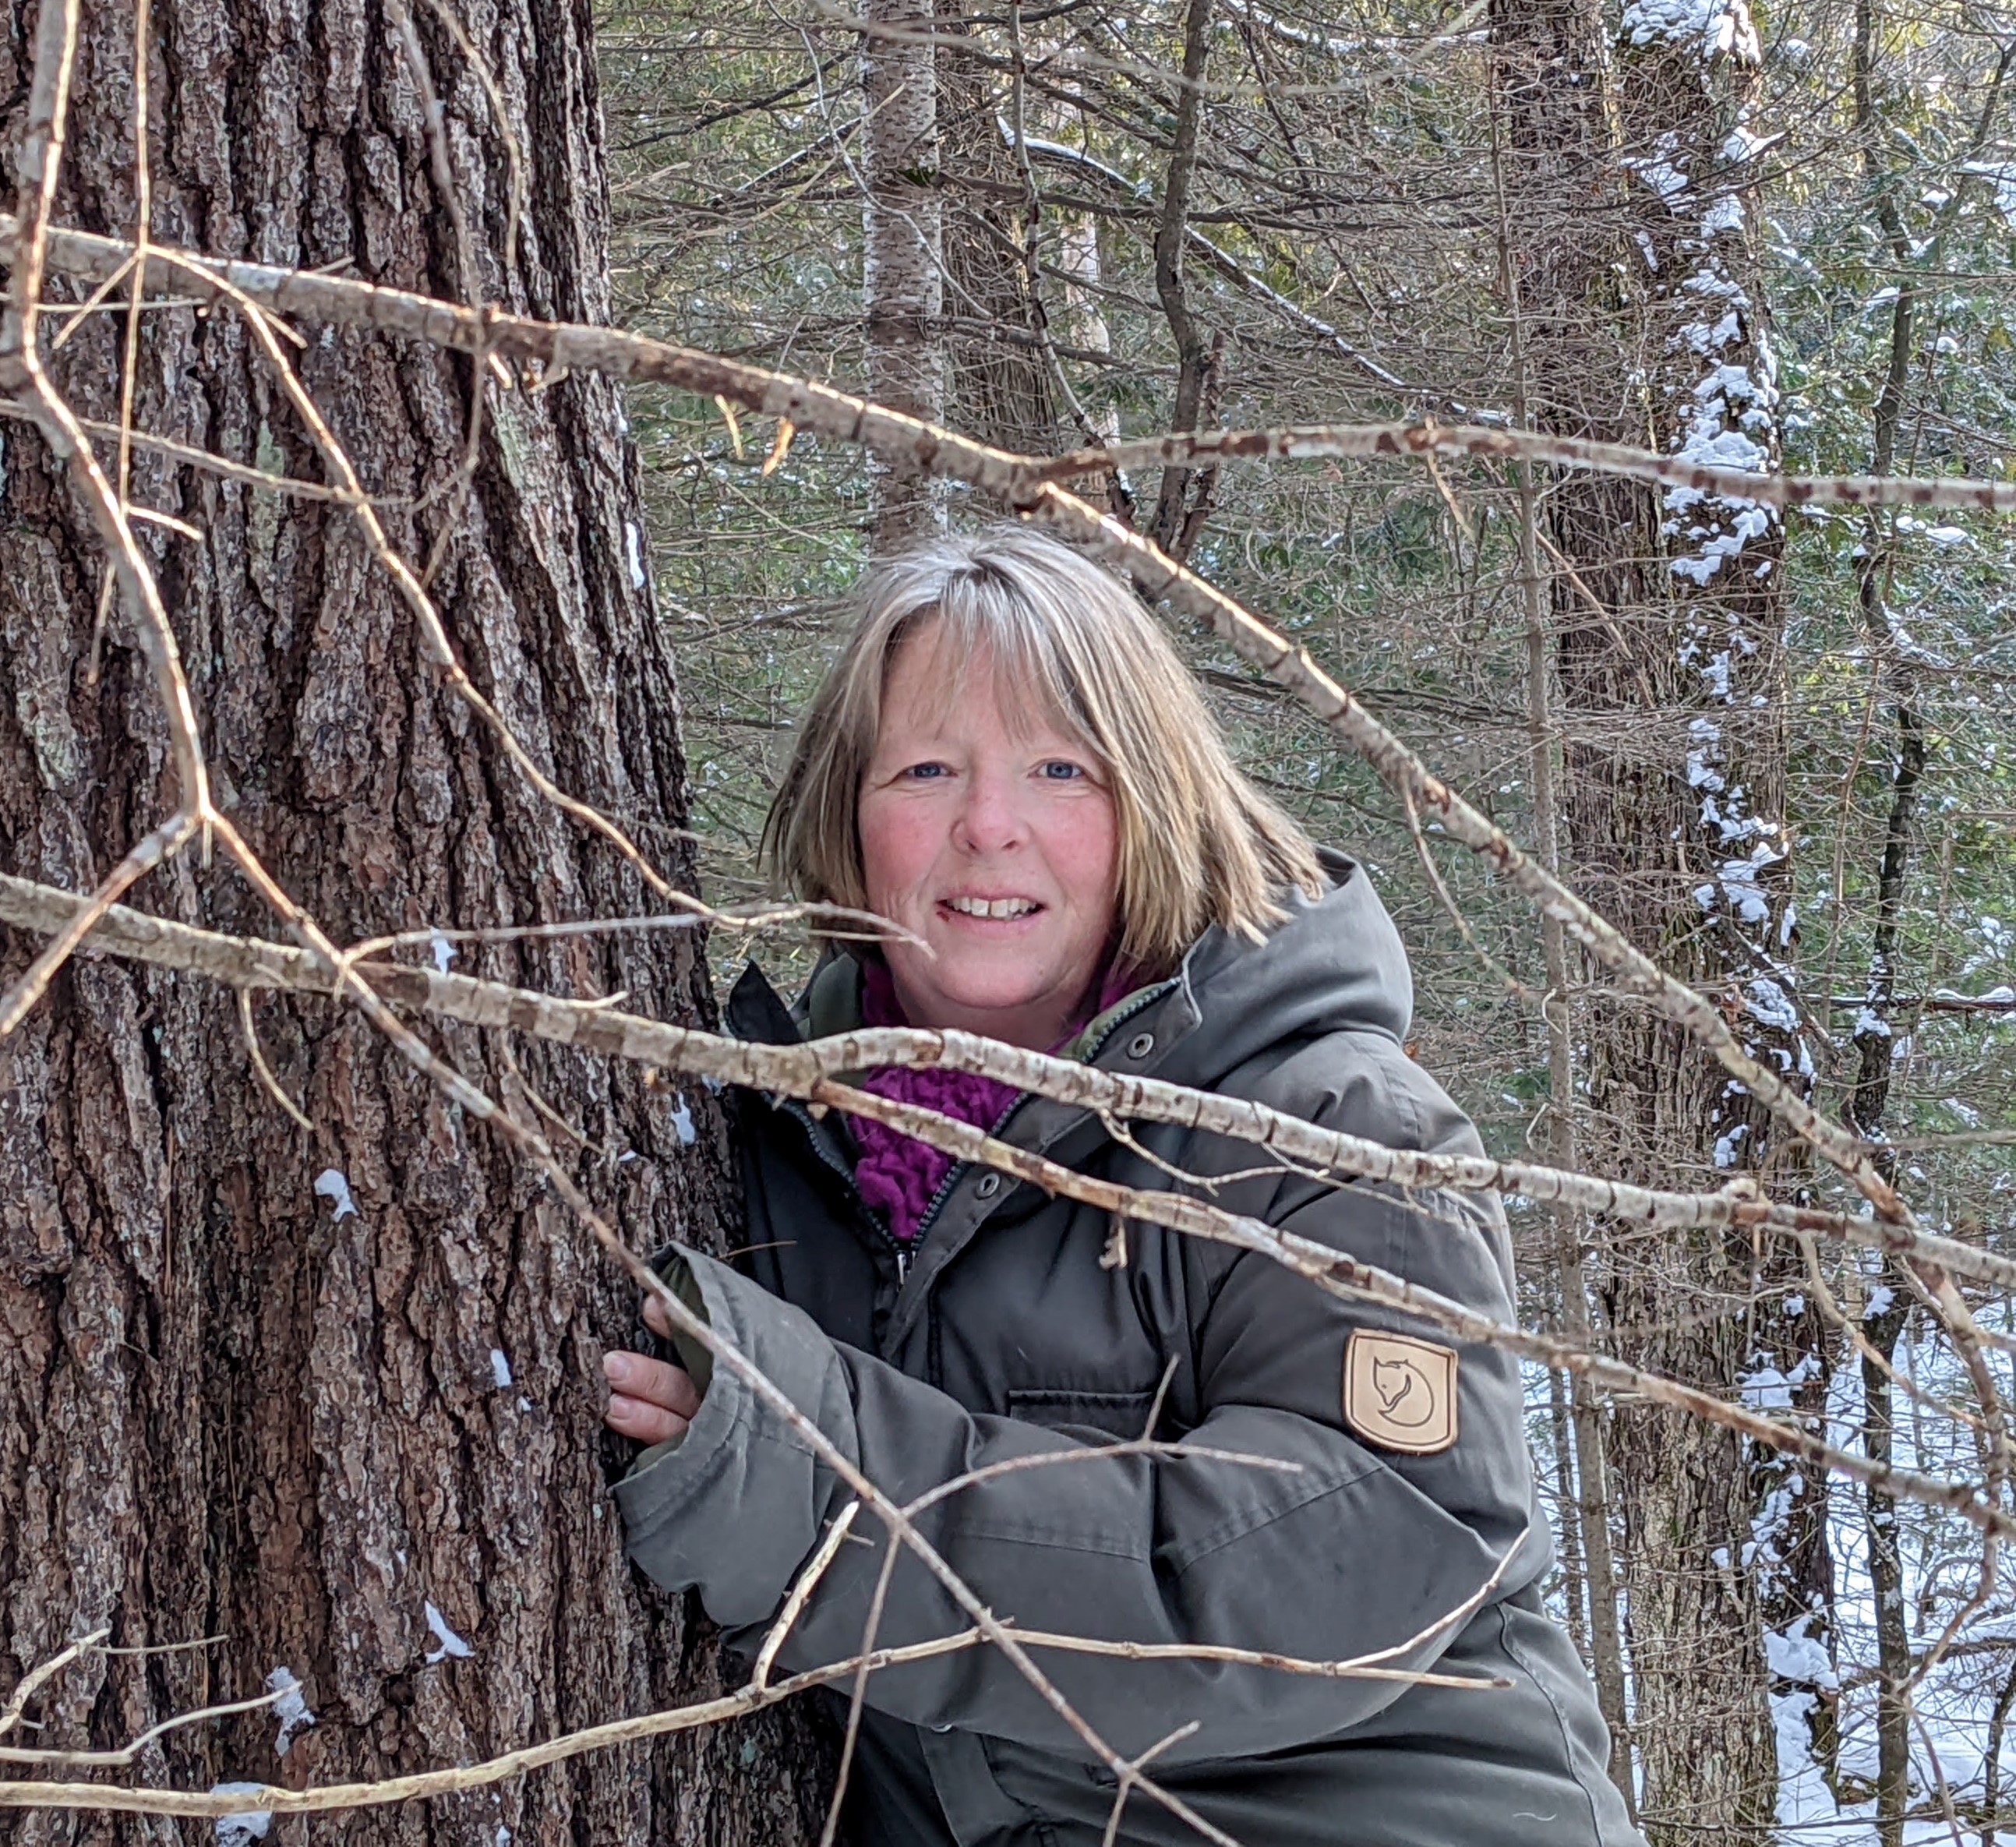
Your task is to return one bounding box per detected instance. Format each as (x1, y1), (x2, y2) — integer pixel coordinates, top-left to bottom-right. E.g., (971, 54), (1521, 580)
(880, 621), (1086, 744)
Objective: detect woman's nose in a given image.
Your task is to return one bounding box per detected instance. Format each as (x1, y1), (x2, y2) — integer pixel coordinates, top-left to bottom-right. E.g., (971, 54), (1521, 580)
(952, 771), (1027, 854)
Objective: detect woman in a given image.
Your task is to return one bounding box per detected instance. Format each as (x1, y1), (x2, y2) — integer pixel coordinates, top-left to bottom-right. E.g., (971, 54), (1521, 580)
(602, 527), (1639, 1847)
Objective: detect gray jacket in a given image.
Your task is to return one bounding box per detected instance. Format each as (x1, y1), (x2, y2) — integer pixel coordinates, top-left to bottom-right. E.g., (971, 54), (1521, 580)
(616, 854), (1640, 1846)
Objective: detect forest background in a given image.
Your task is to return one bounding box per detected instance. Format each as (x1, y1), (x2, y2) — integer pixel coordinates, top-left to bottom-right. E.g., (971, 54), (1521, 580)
(1, 0), (2014, 1842)
(602, 0), (2016, 1838)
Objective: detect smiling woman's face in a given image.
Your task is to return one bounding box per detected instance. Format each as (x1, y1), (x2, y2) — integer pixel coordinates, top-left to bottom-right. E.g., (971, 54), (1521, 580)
(857, 622), (1120, 1051)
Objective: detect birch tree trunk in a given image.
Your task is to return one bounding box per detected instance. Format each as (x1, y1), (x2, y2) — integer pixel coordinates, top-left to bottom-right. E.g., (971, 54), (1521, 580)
(1492, 1), (1813, 1838)
(862, 0), (944, 552)
(0, 1), (824, 1840)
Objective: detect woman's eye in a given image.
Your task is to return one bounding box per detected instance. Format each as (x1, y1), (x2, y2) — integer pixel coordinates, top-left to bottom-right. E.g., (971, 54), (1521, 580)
(1037, 760), (1086, 782)
(902, 762), (949, 781)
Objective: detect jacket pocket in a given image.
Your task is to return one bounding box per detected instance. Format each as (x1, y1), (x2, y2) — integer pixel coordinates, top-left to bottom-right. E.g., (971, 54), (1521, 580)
(1004, 1386), (1161, 1443)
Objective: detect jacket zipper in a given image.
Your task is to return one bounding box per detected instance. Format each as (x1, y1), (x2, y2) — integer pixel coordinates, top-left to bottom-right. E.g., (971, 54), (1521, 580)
(900, 1092), (1023, 1254)
(784, 976), (1181, 1287)
(779, 1097), (913, 1280)
(899, 976), (1181, 1253)
(1075, 980), (1176, 1065)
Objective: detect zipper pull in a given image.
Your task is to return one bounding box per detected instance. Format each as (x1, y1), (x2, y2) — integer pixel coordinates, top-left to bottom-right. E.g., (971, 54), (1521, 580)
(894, 1242), (913, 1284)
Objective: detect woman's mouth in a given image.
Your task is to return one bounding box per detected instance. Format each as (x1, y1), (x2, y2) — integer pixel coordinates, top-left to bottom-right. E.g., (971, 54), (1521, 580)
(941, 895), (1043, 920)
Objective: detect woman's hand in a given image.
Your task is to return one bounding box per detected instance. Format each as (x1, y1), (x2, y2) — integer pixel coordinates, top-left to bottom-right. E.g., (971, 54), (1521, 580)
(603, 1292), (704, 1445)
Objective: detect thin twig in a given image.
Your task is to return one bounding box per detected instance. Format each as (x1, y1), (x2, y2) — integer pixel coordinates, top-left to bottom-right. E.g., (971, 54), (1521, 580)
(0, 1684), (289, 1769)
(753, 1500), (860, 1690)
(0, 1630), (109, 1739)
(238, 988), (312, 1133)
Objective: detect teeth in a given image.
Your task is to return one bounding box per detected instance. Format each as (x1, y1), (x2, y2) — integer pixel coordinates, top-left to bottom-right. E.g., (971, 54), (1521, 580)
(947, 896), (1039, 919)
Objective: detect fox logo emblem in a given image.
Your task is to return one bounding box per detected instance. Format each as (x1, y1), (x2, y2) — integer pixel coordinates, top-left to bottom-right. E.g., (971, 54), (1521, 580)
(1371, 1354), (1435, 1428)
(1343, 1330), (1459, 1454)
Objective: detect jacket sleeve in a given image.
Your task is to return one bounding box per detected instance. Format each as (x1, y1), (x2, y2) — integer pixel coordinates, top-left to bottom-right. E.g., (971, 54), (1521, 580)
(613, 1037), (1541, 1765)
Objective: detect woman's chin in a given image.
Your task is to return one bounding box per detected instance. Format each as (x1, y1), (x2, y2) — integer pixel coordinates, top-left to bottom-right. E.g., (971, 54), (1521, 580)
(920, 969), (1075, 1029)
(888, 941), (1101, 1036)
(936, 980), (1055, 1020)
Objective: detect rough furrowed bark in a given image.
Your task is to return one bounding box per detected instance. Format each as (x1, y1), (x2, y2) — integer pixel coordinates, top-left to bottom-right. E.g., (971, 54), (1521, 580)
(0, 1), (824, 1842)
(1488, 0), (1803, 1834)
(1604, 13), (1816, 1839)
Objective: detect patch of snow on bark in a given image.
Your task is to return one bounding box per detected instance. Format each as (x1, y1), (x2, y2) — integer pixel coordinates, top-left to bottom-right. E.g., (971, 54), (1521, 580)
(423, 1602), (474, 1663)
(212, 1787), (273, 1845)
(1621, 0), (1760, 60)
(312, 1171), (358, 1221)
(1745, 976), (1800, 1033)
(266, 1667), (314, 1757)
(1700, 193), (1745, 236)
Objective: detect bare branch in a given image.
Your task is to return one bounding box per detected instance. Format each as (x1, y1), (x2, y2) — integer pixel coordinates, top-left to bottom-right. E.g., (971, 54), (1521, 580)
(0, 874), (2007, 1536)
(0, 1629), (108, 1739)
(1034, 418), (2016, 516)
(810, 1079), (2015, 1538)
(2, 871), (2002, 1293)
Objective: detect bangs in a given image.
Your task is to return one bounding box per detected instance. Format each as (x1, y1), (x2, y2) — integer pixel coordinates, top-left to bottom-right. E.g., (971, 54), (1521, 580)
(895, 577), (1107, 763)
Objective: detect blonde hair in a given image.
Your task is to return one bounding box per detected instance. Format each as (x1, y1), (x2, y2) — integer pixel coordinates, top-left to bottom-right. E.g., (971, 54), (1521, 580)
(764, 524), (1325, 973)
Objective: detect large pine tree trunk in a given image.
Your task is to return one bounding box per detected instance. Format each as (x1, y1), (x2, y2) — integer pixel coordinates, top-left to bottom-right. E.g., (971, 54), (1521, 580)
(1492, 2), (1813, 1839)
(0, 1), (824, 1840)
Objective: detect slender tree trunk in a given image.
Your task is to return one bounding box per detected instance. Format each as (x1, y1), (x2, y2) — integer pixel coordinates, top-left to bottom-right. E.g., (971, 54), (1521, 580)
(1147, 0), (1218, 558)
(1982, 1658), (2016, 1847)
(937, 2), (1054, 461)
(862, 0), (944, 552)
(1862, 1300), (1913, 1847)
(0, 1), (824, 1840)
(1054, 210), (1132, 518)
(1494, 84), (1634, 1787)
(1842, 5), (1967, 1824)
(1545, 1360), (1589, 1658)
(1491, 2), (1813, 1838)
(1057, 216), (1117, 441)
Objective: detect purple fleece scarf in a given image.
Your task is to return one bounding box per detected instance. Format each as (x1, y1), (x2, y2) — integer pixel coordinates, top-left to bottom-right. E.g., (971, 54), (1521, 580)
(850, 957), (1138, 1244)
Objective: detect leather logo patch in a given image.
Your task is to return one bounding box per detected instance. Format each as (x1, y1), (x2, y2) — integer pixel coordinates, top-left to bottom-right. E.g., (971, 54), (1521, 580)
(1343, 1330), (1459, 1455)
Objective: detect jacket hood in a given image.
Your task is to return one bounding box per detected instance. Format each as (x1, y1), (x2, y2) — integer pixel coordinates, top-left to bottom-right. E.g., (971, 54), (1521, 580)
(1153, 846), (1412, 1092)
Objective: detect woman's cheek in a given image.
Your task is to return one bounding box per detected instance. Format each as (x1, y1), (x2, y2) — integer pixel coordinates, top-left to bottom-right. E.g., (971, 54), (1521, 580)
(1049, 795), (1119, 905)
(860, 796), (940, 920)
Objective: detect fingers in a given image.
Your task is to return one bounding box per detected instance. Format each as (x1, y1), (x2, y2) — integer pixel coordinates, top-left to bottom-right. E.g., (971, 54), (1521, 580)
(602, 1349), (701, 1446)
(641, 1292), (674, 1338)
(606, 1348), (701, 1417)
(604, 1390), (689, 1446)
